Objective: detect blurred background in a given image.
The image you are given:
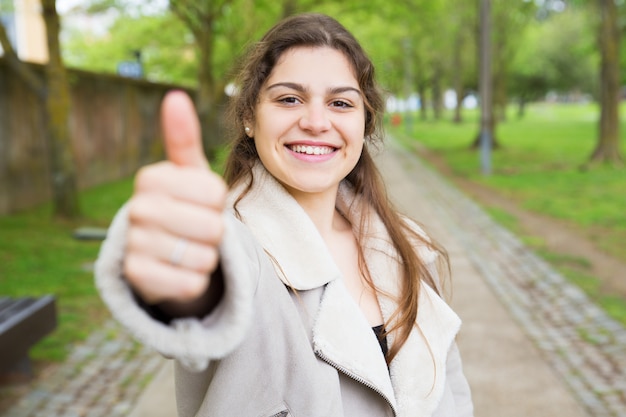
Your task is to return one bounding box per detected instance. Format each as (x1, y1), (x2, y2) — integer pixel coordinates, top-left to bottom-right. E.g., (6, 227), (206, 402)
(0, 0), (624, 415)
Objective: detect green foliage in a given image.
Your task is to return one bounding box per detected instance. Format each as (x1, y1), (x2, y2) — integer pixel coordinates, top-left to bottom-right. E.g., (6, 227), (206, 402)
(63, 13), (197, 86)
(59, 0), (613, 107)
(0, 177), (134, 361)
(509, 6), (598, 100)
(0, 0), (13, 13)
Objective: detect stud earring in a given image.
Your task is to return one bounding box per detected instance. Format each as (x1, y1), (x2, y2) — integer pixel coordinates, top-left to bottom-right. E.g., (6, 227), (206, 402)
(244, 127), (251, 135)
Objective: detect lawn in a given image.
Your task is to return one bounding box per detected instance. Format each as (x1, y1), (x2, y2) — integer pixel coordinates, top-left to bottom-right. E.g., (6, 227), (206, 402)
(392, 103), (626, 262)
(0, 178), (134, 362)
(390, 101), (626, 324)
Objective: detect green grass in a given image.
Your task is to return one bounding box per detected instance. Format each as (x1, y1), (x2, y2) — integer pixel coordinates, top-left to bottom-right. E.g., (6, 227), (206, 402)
(0, 178), (134, 362)
(391, 102), (626, 326)
(393, 103), (626, 262)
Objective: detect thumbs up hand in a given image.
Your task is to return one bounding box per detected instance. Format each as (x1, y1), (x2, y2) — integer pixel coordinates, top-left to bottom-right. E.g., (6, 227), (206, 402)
(123, 91), (227, 305)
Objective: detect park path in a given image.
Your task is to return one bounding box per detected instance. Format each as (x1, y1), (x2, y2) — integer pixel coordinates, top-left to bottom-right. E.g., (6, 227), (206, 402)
(380, 141), (625, 417)
(4, 140), (626, 417)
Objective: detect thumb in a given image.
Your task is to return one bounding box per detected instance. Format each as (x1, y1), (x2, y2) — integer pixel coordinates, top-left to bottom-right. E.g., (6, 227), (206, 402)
(161, 90), (209, 169)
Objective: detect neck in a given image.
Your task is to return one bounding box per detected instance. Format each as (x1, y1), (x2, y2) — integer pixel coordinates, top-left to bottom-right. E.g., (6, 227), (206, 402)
(288, 186), (347, 239)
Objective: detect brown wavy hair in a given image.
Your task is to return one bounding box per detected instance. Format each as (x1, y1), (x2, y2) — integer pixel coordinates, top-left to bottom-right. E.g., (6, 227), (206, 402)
(223, 13), (448, 364)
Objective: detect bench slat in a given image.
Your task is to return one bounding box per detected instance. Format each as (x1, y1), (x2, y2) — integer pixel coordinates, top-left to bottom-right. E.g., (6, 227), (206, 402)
(0, 298), (39, 323)
(0, 295), (57, 373)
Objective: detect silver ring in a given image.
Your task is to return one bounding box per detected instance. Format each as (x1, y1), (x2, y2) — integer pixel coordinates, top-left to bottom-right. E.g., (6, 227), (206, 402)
(170, 238), (189, 266)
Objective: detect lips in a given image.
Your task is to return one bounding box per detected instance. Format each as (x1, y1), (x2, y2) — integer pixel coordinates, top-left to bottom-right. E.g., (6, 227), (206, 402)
(287, 144), (336, 155)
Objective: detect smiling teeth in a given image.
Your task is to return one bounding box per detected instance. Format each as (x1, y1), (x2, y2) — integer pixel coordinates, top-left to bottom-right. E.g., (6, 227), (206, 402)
(290, 145), (334, 155)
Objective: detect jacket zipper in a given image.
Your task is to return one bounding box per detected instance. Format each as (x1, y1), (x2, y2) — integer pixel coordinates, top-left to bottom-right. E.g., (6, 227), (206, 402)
(315, 350), (398, 417)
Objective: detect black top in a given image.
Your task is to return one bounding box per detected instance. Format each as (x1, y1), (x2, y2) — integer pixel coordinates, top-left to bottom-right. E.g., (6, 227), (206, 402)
(372, 324), (389, 357)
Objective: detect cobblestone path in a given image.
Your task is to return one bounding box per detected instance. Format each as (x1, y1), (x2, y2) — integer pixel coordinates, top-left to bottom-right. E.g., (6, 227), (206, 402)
(391, 145), (626, 417)
(3, 320), (163, 417)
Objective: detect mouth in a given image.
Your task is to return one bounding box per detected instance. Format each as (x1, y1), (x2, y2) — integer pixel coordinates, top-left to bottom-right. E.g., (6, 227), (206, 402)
(287, 144), (336, 155)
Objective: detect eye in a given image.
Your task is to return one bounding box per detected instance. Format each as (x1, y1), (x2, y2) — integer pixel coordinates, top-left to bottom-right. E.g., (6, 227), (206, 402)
(277, 96), (301, 105)
(330, 100), (353, 109)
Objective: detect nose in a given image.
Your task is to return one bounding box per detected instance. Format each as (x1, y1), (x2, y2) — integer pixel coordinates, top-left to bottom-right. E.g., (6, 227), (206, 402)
(299, 101), (331, 134)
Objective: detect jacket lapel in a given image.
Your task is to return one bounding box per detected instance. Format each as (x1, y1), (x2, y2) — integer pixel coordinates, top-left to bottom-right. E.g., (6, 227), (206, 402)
(312, 278), (397, 410)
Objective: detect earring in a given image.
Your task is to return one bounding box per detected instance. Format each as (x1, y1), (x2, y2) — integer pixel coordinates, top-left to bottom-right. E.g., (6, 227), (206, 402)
(244, 127), (251, 135)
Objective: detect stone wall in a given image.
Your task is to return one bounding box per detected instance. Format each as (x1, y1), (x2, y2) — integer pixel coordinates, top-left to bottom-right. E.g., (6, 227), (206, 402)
(0, 58), (189, 214)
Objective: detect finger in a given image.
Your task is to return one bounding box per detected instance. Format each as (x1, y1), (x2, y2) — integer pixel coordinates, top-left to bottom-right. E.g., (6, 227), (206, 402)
(124, 254), (210, 303)
(128, 194), (225, 244)
(161, 90), (209, 169)
(135, 162), (227, 209)
(127, 226), (220, 274)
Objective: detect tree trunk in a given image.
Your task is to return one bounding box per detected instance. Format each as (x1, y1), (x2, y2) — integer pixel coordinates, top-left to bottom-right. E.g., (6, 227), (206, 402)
(0, 24), (45, 97)
(517, 98), (526, 119)
(590, 0), (623, 164)
(42, 0), (80, 218)
(494, 69), (507, 123)
(473, 0), (499, 151)
(195, 26), (224, 160)
(452, 30), (464, 124)
(418, 82), (428, 121)
(282, 0), (298, 17)
(432, 68), (442, 121)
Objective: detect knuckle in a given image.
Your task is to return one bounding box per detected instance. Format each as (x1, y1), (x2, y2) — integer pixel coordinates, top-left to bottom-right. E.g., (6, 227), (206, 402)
(126, 227), (143, 249)
(127, 195), (150, 222)
(177, 273), (209, 301)
(194, 246), (220, 273)
(211, 174), (228, 202)
(210, 213), (226, 241)
(123, 255), (145, 288)
(135, 162), (170, 190)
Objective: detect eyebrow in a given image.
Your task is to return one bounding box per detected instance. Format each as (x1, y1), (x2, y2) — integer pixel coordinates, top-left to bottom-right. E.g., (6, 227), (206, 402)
(266, 82), (362, 97)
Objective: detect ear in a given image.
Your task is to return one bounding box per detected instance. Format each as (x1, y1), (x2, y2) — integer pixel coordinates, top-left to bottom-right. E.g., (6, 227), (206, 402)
(243, 116), (254, 137)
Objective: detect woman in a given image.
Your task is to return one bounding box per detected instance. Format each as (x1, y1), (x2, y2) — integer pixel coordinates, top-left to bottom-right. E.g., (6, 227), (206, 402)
(96, 13), (473, 417)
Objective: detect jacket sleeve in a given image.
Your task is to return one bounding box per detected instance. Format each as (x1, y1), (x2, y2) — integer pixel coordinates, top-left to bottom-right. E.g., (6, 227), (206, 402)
(446, 342), (474, 417)
(94, 204), (260, 372)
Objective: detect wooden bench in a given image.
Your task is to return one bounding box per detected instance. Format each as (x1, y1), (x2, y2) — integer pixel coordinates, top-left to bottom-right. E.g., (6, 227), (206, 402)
(72, 227), (108, 241)
(0, 296), (57, 378)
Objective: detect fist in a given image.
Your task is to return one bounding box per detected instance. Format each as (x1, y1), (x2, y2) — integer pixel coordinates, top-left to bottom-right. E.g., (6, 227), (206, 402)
(123, 91), (227, 305)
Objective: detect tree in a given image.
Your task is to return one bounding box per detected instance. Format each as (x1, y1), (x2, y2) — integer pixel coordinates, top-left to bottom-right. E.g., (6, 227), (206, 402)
(64, 12), (196, 86)
(509, 8), (597, 117)
(590, 0), (622, 164)
(0, 0), (80, 218)
(471, 0), (537, 149)
(448, 0), (478, 123)
(67, 0), (282, 160)
(565, 0), (623, 165)
(166, 0), (229, 158)
(168, 0), (281, 158)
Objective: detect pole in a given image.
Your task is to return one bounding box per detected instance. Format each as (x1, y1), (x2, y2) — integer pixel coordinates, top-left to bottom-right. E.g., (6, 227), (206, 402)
(479, 0), (492, 175)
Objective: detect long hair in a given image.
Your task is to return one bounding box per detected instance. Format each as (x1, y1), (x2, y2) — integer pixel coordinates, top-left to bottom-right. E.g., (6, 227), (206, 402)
(224, 13), (448, 364)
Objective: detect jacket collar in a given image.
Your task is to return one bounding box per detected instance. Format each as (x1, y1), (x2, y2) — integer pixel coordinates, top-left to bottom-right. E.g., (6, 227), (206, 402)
(227, 163), (342, 290)
(227, 163), (461, 417)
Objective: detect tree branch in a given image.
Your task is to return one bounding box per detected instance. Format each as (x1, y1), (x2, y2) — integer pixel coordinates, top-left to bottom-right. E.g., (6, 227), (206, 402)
(0, 21), (46, 98)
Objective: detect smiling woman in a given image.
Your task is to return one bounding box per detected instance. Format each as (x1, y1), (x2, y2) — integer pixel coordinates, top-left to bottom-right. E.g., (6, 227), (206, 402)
(95, 13), (474, 417)
(251, 47), (366, 205)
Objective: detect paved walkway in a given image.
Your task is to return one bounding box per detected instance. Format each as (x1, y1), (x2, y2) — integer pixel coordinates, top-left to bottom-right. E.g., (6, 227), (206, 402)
(381, 143), (625, 417)
(4, 142), (626, 416)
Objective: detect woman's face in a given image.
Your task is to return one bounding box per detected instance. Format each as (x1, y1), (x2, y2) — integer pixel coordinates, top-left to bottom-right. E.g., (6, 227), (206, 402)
(251, 46), (366, 202)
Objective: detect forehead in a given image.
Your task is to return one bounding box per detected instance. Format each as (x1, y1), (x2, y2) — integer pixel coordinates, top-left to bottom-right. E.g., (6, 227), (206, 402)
(266, 46), (359, 87)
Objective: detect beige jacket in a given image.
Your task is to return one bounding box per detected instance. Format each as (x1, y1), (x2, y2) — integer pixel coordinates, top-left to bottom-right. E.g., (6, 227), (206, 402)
(95, 164), (473, 417)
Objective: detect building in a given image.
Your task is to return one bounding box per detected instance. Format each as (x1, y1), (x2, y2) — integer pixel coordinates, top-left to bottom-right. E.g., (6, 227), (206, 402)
(0, 0), (48, 63)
